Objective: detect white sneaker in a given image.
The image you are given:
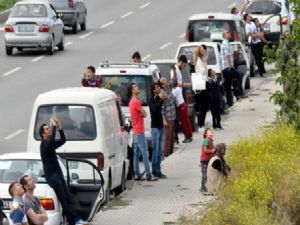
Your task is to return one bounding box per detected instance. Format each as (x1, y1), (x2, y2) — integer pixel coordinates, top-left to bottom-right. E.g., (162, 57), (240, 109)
(76, 219), (89, 225)
(198, 127), (205, 133)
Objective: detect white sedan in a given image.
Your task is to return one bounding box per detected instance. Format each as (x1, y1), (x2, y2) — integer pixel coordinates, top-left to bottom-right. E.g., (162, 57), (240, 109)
(0, 152), (105, 225)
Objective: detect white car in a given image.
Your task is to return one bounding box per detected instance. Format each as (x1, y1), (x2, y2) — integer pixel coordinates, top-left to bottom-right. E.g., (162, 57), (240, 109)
(246, 0), (290, 43)
(175, 42), (251, 93)
(0, 152), (105, 225)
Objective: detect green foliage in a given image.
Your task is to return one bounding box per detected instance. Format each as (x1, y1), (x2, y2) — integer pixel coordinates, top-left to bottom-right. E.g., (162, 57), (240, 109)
(179, 124), (300, 225)
(264, 2), (300, 130)
(0, 0), (17, 12)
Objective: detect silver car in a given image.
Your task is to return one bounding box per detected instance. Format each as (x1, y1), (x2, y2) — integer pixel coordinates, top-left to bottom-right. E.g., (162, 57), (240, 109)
(4, 0), (65, 55)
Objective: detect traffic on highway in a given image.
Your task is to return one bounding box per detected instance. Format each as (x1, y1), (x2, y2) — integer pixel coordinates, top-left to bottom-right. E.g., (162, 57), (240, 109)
(0, 0), (293, 224)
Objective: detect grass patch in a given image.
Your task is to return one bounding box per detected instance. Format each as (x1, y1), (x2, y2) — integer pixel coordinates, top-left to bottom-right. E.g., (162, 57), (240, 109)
(0, 0), (16, 12)
(179, 124), (300, 225)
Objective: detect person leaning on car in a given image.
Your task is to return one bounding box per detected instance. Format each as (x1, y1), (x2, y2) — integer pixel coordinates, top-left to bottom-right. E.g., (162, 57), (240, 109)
(20, 175), (48, 225)
(39, 118), (88, 225)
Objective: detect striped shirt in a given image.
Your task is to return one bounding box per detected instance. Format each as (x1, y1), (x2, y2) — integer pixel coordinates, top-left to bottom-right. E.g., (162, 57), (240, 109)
(220, 39), (233, 71)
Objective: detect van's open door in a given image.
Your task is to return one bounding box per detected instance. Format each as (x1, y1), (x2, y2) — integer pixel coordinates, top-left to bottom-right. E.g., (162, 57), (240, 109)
(65, 158), (105, 221)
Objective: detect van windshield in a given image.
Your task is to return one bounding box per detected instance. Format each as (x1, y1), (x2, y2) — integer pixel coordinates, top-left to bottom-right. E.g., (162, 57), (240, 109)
(177, 46), (217, 65)
(34, 105), (96, 140)
(247, 1), (281, 14)
(100, 75), (152, 106)
(188, 20), (238, 42)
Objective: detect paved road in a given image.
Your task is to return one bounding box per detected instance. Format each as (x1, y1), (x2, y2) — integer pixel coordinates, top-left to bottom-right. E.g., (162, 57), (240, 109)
(0, 0), (238, 153)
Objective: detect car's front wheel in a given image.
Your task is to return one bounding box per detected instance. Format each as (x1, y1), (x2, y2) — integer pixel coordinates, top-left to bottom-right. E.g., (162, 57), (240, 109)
(6, 46), (13, 55)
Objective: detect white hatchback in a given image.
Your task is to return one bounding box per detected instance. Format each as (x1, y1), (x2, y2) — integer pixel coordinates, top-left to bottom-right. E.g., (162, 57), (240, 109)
(0, 152), (105, 225)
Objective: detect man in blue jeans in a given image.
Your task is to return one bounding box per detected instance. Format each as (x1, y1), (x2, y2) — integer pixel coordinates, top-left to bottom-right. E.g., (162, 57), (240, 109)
(149, 83), (167, 179)
(39, 118), (88, 225)
(128, 83), (158, 181)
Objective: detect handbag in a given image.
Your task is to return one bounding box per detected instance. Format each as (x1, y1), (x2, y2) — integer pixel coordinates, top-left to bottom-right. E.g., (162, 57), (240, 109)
(191, 73), (206, 91)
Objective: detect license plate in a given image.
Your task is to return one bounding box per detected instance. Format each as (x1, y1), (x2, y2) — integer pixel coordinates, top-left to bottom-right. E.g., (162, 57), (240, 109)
(18, 25), (34, 32)
(1, 199), (11, 210)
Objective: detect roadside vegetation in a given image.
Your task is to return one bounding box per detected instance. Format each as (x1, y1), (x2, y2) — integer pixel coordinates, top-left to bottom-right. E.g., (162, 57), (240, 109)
(179, 124), (300, 225)
(179, 1), (299, 224)
(0, 0), (16, 12)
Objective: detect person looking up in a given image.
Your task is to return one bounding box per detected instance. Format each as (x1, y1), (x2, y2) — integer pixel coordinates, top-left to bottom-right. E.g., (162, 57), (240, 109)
(20, 175), (48, 225)
(128, 83), (158, 181)
(39, 118), (88, 225)
(81, 66), (100, 87)
(8, 182), (29, 225)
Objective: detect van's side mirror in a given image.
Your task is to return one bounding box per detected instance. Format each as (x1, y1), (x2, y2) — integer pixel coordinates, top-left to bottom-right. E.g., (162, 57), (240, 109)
(71, 173), (79, 180)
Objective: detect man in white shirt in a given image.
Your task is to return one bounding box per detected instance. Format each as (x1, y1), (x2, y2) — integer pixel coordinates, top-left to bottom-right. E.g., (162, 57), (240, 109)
(170, 55), (190, 88)
(244, 13), (265, 76)
(172, 80), (193, 143)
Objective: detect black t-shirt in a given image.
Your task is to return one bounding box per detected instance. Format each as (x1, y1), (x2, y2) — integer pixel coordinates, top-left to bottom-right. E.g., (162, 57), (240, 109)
(149, 95), (163, 128)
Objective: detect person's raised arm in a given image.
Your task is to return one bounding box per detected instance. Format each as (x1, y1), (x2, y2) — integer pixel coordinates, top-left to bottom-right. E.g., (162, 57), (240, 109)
(53, 119), (66, 149)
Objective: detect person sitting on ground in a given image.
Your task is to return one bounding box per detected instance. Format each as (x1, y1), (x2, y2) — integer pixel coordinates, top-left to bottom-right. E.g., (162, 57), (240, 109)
(207, 143), (230, 195)
(20, 175), (48, 225)
(8, 182), (29, 225)
(132, 51), (142, 63)
(81, 66), (100, 87)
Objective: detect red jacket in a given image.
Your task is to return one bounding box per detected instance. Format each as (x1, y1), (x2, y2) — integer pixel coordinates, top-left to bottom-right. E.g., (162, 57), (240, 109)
(200, 136), (214, 162)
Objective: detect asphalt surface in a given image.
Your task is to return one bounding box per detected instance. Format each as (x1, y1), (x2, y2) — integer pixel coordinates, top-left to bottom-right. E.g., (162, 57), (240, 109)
(0, 0), (239, 152)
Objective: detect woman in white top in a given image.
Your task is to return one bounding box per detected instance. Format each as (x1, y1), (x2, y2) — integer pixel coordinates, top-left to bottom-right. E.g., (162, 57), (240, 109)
(193, 44), (210, 131)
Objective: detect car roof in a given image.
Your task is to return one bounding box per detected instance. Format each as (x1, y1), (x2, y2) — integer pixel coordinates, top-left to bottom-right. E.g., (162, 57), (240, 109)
(177, 42), (221, 48)
(35, 87), (116, 105)
(189, 13), (241, 21)
(149, 59), (177, 64)
(17, 0), (50, 5)
(0, 152), (41, 160)
(96, 63), (157, 76)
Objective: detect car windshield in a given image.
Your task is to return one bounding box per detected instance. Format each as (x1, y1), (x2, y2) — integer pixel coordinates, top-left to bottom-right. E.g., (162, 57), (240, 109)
(189, 20), (237, 42)
(10, 4), (48, 17)
(100, 75), (152, 106)
(0, 160), (46, 183)
(247, 1), (282, 14)
(34, 105), (96, 140)
(177, 46), (217, 65)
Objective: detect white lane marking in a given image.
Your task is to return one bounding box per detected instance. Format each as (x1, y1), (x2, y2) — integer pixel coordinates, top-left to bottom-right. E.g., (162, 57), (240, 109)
(179, 33), (185, 38)
(159, 42), (172, 50)
(121, 11), (134, 19)
(32, 56), (45, 62)
(139, 2), (151, 9)
(228, 2), (238, 9)
(65, 41), (73, 47)
(79, 31), (94, 39)
(4, 129), (25, 140)
(100, 21), (115, 29)
(3, 67), (22, 76)
(142, 54), (152, 61)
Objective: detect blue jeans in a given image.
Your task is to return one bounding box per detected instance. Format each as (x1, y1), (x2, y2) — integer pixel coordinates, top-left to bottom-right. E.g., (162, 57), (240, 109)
(151, 128), (163, 175)
(133, 133), (151, 178)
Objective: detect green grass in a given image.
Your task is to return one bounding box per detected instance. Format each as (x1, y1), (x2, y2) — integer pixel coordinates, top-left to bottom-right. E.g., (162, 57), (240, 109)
(0, 0), (17, 12)
(179, 124), (300, 225)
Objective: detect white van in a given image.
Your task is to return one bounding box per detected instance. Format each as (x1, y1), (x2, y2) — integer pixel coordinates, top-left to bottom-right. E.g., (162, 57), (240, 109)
(27, 87), (129, 203)
(96, 62), (160, 150)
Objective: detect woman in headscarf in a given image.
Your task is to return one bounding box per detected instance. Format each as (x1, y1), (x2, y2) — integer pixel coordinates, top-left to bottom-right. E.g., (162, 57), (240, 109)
(206, 143), (230, 195)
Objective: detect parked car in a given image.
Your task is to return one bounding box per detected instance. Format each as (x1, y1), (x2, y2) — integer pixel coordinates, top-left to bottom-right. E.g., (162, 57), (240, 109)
(27, 88), (129, 204)
(48, 0), (87, 33)
(246, 0), (288, 43)
(149, 59), (196, 131)
(97, 62), (160, 150)
(0, 152), (105, 225)
(185, 12), (256, 77)
(175, 41), (251, 94)
(4, 0), (64, 55)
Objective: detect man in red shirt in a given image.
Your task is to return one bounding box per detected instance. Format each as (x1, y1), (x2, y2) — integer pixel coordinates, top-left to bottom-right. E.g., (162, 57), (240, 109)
(128, 83), (157, 181)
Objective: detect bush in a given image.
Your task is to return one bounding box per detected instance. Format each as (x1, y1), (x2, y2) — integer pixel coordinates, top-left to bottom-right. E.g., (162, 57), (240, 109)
(0, 0), (17, 12)
(179, 124), (300, 225)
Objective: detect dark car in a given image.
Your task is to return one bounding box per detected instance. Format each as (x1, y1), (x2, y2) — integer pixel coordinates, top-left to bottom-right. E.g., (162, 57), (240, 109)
(48, 0), (87, 33)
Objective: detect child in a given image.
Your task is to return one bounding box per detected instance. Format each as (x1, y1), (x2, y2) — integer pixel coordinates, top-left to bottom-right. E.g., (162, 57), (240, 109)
(81, 65), (100, 87)
(200, 128), (215, 192)
(207, 69), (225, 130)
